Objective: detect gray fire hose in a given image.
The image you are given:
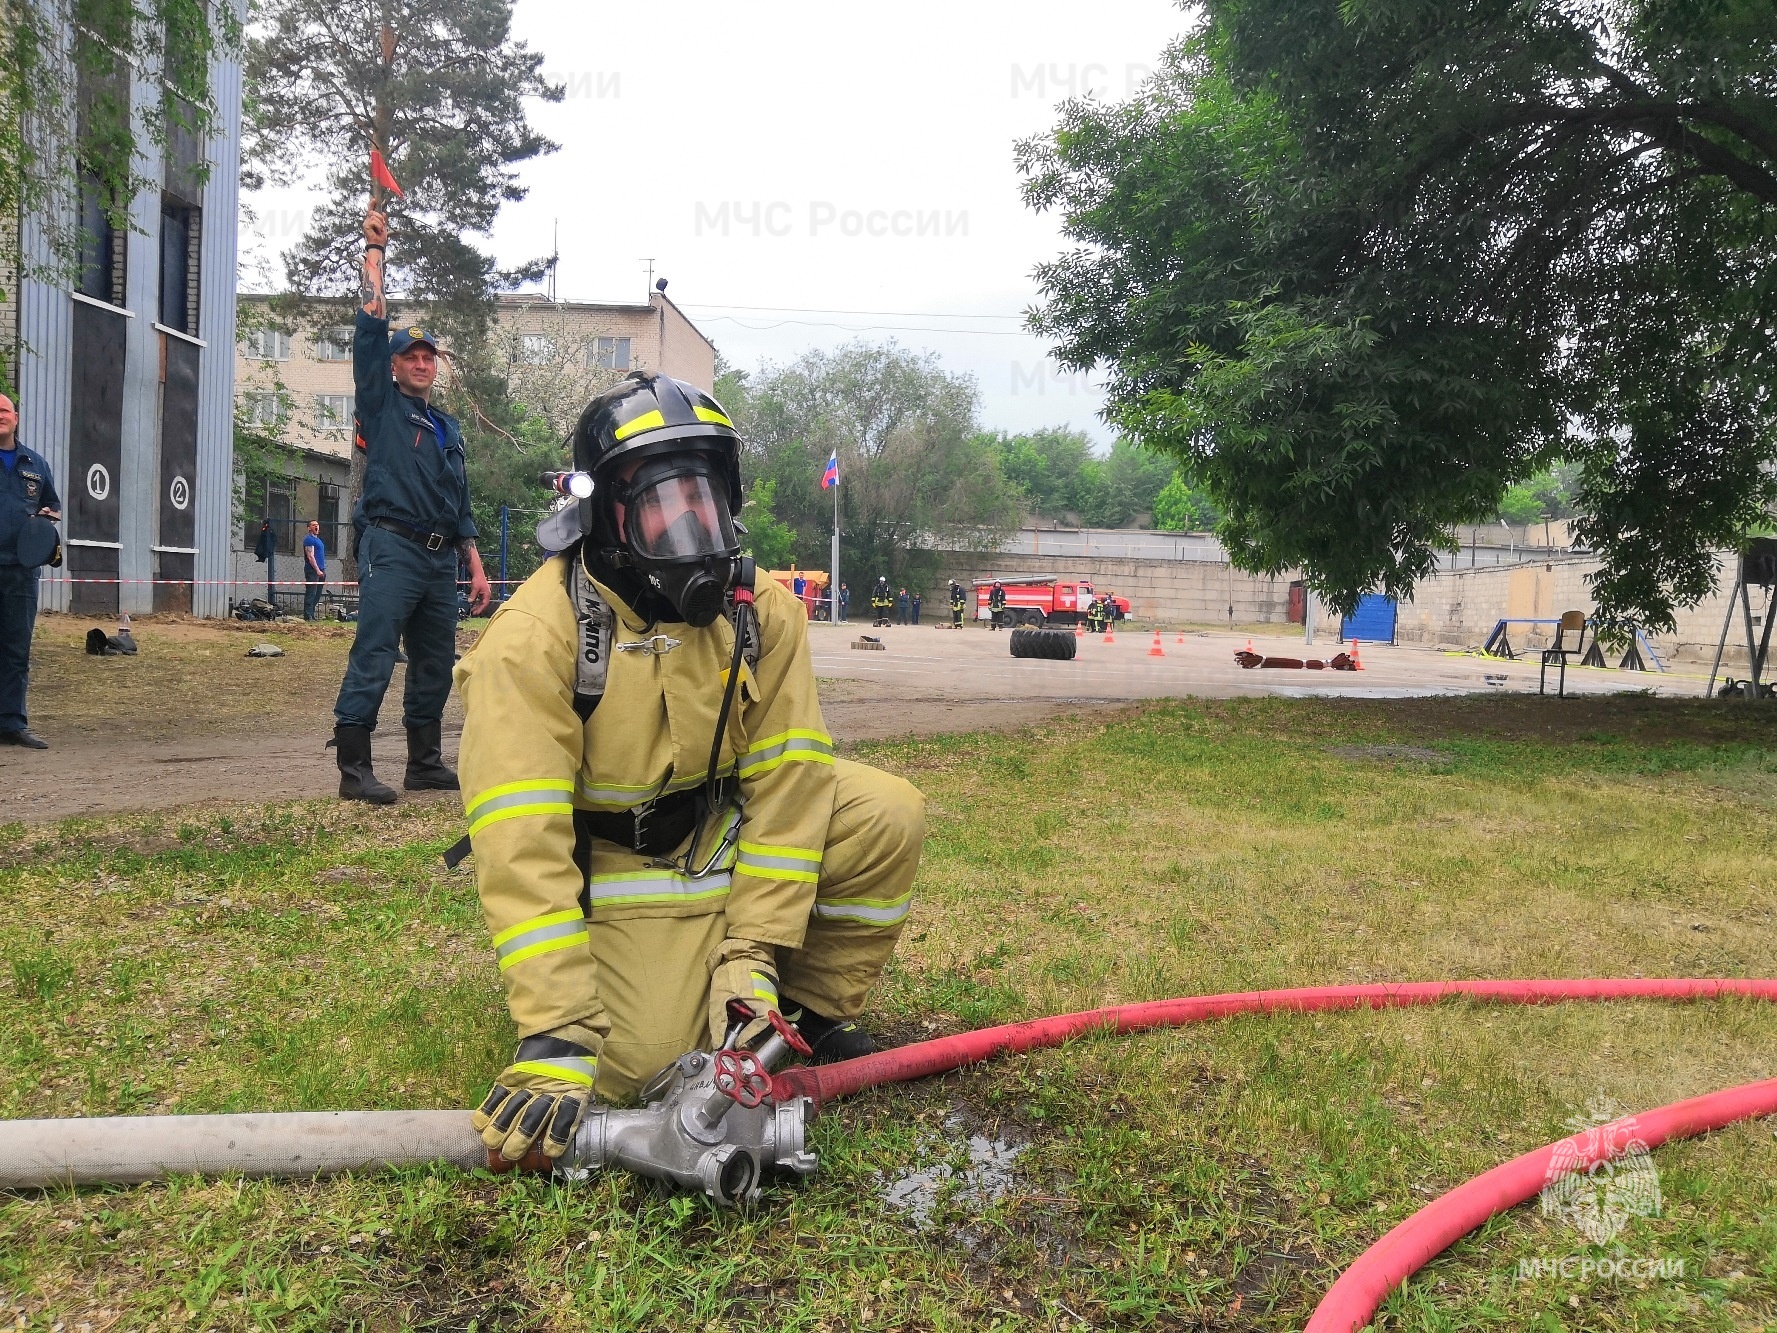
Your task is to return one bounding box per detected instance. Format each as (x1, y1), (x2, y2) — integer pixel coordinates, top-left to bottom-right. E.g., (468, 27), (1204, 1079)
(0, 1005), (817, 1207)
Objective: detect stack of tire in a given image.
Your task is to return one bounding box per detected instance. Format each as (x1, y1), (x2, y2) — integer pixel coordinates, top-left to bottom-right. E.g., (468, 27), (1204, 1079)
(1009, 626), (1076, 660)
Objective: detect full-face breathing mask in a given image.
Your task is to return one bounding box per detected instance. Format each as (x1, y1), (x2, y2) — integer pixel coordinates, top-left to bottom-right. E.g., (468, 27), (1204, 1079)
(610, 453), (742, 628)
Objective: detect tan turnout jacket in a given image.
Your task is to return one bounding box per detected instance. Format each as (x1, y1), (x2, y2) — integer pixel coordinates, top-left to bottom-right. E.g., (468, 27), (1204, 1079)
(453, 557), (836, 1043)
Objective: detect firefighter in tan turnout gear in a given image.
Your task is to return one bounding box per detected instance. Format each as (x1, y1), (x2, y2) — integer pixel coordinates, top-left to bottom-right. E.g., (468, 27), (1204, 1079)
(455, 371), (925, 1168)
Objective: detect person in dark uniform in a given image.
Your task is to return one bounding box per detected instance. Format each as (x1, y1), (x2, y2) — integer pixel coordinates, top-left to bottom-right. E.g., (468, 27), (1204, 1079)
(0, 392), (60, 749)
(910, 589), (921, 624)
(988, 580), (1007, 630)
(896, 587), (909, 625)
(1086, 594), (1105, 635)
(332, 206), (493, 804)
(1101, 590), (1118, 632)
(949, 580), (966, 629)
(871, 576), (893, 626)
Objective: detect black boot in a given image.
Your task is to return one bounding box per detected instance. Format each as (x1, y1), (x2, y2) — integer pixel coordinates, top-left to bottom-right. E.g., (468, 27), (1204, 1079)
(404, 721), (459, 791)
(783, 999), (877, 1064)
(332, 724), (398, 805)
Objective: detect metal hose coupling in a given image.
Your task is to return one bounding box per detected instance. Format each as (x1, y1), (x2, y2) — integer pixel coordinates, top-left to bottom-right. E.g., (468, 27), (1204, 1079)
(563, 1007), (818, 1206)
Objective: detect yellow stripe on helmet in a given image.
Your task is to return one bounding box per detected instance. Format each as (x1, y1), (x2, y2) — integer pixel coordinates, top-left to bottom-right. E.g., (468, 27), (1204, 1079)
(613, 409), (666, 441)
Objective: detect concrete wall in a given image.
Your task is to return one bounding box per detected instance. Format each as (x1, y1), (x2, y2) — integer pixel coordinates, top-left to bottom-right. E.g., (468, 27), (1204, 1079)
(1307, 555), (1752, 667)
(927, 540), (1756, 668)
(924, 549), (1302, 627)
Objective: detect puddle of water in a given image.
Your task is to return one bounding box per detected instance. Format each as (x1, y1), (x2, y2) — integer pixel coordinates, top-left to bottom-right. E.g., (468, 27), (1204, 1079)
(879, 1126), (1026, 1227)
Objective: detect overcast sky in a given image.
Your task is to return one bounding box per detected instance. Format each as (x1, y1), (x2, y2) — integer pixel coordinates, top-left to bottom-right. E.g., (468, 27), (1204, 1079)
(242, 0), (1189, 446)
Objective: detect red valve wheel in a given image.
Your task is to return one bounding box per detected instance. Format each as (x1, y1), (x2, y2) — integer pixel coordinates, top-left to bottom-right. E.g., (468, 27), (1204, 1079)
(712, 1048), (772, 1108)
(769, 1008), (814, 1058)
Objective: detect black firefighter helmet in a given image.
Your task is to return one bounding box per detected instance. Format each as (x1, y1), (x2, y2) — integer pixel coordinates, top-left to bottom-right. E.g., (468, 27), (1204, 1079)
(560, 372), (745, 626)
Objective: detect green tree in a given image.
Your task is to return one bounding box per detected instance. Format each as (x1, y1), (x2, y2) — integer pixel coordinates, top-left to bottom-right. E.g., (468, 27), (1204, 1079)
(1084, 438), (1176, 528)
(739, 478), (797, 571)
(245, 0), (560, 342)
(736, 342), (1022, 586)
(0, 0), (237, 389)
(983, 426), (1096, 518)
(1020, 0), (1777, 631)
(1151, 469), (1221, 532)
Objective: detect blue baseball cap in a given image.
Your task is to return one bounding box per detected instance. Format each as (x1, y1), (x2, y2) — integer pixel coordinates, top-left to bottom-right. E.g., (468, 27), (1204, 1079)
(390, 324), (439, 355)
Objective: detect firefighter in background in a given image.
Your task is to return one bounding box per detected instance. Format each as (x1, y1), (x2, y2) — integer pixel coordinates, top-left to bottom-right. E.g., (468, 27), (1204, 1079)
(1085, 594), (1105, 635)
(454, 372), (925, 1166)
(1102, 590), (1120, 633)
(948, 580), (966, 629)
(870, 576), (893, 626)
(987, 580), (1007, 630)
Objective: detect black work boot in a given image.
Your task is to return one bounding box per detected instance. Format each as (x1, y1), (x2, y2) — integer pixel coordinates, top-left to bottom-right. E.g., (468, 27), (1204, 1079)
(332, 724), (398, 805)
(404, 721), (459, 791)
(784, 999), (877, 1064)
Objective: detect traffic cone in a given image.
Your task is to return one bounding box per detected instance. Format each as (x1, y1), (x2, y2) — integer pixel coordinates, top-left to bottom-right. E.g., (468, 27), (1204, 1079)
(1245, 637), (1253, 654)
(1148, 629), (1165, 658)
(1075, 619), (1085, 638)
(1104, 623), (1115, 644)
(1351, 639), (1364, 671)
(1176, 629), (1185, 645)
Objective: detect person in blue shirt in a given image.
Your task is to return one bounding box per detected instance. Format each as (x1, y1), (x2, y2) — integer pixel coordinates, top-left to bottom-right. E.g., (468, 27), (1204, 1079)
(331, 206), (492, 803)
(302, 520), (326, 621)
(0, 392), (61, 749)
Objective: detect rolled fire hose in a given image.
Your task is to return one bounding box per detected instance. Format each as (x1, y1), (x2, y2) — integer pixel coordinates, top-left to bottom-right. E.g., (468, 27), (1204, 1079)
(3, 976), (1774, 1326)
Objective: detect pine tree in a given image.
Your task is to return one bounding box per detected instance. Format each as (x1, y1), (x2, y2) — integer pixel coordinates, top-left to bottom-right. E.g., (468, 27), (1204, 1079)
(244, 0), (560, 342)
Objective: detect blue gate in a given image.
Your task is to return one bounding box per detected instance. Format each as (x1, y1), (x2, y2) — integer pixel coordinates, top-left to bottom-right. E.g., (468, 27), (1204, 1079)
(1341, 594), (1398, 644)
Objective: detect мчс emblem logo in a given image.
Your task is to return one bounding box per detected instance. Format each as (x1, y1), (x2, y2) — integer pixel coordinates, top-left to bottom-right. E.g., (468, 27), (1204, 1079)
(1539, 1096), (1662, 1245)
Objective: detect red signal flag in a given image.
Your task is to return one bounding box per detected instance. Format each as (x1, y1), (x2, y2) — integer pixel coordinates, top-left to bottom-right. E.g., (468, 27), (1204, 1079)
(370, 149), (405, 199)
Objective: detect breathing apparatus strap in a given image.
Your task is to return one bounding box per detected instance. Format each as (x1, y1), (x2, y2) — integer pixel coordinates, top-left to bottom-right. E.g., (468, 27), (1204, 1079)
(676, 557), (758, 878)
(566, 552), (617, 719)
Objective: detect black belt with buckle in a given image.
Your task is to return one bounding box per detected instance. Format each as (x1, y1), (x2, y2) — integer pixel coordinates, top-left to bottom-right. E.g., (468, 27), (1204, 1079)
(371, 516), (452, 552)
(575, 790), (702, 857)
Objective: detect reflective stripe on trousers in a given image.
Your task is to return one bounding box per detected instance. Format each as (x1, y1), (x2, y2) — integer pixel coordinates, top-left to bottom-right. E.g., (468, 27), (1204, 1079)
(811, 892), (913, 926)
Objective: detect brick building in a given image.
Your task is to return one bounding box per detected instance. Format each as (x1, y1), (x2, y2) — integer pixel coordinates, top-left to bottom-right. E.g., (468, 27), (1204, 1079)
(231, 291), (716, 596)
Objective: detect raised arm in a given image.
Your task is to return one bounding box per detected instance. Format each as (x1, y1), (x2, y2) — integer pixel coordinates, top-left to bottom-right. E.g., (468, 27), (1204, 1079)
(360, 208), (387, 320)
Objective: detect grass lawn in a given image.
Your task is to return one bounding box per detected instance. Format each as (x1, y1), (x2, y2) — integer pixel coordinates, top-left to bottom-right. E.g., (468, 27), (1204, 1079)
(3, 696), (1776, 1330)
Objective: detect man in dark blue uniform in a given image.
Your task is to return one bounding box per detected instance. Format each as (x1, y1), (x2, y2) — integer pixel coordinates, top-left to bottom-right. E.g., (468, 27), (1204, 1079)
(331, 207), (492, 803)
(0, 392), (61, 749)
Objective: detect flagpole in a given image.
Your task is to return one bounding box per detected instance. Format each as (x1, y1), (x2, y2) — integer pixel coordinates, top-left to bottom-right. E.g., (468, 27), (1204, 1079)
(829, 458), (840, 624)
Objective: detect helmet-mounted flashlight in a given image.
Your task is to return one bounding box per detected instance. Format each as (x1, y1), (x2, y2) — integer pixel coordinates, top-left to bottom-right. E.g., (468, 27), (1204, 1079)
(543, 470), (595, 500)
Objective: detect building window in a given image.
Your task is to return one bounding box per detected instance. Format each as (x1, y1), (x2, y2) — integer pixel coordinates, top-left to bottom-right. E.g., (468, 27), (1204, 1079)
(313, 327), (353, 361)
(77, 174), (126, 306)
(314, 394), (352, 431)
(514, 333), (556, 365)
(241, 391), (283, 426)
(592, 336), (631, 370)
(243, 329), (290, 360)
(243, 476), (298, 553)
(158, 199), (200, 335)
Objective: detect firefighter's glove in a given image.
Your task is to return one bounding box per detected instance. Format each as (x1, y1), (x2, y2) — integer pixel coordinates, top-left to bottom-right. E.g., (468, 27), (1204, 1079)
(706, 943), (782, 1048)
(473, 1024), (602, 1163)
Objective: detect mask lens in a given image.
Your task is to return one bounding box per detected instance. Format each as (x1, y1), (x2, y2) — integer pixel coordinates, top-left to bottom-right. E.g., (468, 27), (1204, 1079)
(624, 472), (736, 560)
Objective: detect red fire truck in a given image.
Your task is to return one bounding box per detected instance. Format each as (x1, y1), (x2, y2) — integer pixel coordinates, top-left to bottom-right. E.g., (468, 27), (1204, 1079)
(973, 576), (1129, 628)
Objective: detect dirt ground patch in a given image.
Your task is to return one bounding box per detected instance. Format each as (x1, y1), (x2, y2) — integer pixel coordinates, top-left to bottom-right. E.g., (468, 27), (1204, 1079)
(2, 615), (1121, 822)
(2, 610), (1735, 823)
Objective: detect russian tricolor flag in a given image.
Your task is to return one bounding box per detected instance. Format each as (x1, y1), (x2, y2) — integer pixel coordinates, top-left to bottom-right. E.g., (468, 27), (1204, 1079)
(821, 450), (838, 489)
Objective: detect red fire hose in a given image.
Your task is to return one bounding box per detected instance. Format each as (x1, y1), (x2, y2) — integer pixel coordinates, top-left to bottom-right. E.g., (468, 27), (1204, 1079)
(1305, 1075), (1777, 1331)
(771, 978), (1777, 1330)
